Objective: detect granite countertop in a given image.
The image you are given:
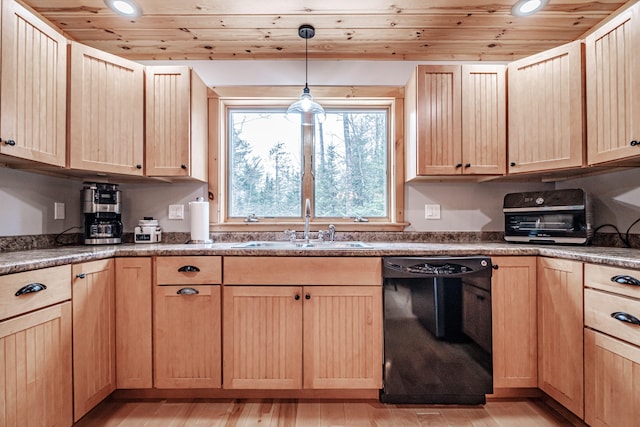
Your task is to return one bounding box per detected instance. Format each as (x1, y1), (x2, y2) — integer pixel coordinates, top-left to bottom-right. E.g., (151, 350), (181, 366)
(1, 242), (639, 275)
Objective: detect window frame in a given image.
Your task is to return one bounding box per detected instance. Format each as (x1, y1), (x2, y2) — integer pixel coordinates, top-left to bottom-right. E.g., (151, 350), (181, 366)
(208, 86), (406, 231)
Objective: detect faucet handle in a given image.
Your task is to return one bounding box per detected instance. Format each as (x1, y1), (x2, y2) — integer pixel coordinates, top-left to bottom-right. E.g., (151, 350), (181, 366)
(317, 230), (324, 242)
(283, 229), (297, 242)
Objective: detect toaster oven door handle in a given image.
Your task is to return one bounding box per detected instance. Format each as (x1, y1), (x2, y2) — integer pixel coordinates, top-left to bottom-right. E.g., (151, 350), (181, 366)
(611, 275), (640, 287)
(611, 312), (640, 326)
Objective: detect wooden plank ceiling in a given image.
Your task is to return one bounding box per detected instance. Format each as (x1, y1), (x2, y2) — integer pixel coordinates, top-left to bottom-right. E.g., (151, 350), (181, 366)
(21, 0), (629, 61)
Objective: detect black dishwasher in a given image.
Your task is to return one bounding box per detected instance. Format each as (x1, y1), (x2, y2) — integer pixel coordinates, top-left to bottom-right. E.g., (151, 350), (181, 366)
(380, 256), (494, 404)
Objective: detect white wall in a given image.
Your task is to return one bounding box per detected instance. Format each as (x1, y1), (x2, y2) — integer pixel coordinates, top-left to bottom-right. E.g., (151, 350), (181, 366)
(2, 59), (639, 237)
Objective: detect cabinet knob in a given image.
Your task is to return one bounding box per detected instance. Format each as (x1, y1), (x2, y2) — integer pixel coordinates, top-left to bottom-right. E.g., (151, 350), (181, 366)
(294, 294), (300, 300)
(2, 139), (16, 146)
(455, 163), (463, 168)
(15, 282), (47, 296)
(76, 273), (86, 279)
(305, 293), (311, 300)
(464, 163), (471, 168)
(136, 164), (142, 169)
(181, 164), (187, 169)
(631, 140), (639, 147)
(510, 162), (516, 167)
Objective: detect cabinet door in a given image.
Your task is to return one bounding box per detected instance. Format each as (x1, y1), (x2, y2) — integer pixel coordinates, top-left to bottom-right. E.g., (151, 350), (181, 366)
(461, 65), (506, 175)
(146, 66), (208, 181)
(0, 0), (66, 167)
(413, 65), (462, 175)
(72, 259), (116, 422)
(491, 256), (537, 388)
(584, 329), (640, 427)
(0, 303), (72, 427)
(68, 41), (144, 175)
(115, 257), (152, 389)
(223, 286), (302, 389)
(508, 41), (584, 173)
(586, 3), (640, 165)
(154, 284), (221, 388)
(537, 257), (584, 418)
(303, 286), (382, 389)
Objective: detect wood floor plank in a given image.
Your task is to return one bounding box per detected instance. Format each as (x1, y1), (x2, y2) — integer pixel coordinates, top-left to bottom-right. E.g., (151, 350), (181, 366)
(75, 398), (573, 427)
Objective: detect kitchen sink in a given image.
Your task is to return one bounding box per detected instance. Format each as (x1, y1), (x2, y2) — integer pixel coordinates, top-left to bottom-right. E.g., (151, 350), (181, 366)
(231, 241), (373, 249)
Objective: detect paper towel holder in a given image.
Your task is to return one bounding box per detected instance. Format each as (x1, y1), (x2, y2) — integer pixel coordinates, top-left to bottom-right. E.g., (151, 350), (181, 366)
(188, 196), (213, 244)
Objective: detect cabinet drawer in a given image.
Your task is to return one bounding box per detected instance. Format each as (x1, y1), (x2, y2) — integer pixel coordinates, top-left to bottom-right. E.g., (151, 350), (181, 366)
(584, 263), (640, 299)
(223, 257), (382, 285)
(0, 265), (71, 321)
(585, 288), (640, 347)
(156, 256), (222, 285)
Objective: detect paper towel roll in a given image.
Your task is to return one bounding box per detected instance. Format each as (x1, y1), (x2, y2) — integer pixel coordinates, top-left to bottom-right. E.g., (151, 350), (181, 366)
(189, 198), (211, 243)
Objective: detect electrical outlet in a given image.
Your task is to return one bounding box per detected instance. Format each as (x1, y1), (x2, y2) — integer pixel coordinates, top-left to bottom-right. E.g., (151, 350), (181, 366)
(424, 204), (441, 220)
(54, 202), (65, 220)
(168, 204), (184, 219)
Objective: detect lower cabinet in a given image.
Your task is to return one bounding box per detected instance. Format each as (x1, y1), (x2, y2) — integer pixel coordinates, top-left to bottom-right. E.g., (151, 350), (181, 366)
(584, 329), (640, 426)
(223, 285), (382, 390)
(154, 284), (222, 388)
(72, 259), (116, 422)
(537, 257), (584, 418)
(115, 257), (152, 389)
(0, 303), (72, 427)
(491, 256), (538, 388)
(153, 256), (222, 389)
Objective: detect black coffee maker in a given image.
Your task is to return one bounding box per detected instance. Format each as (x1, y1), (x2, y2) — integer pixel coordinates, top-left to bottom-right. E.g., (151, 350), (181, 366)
(82, 182), (123, 244)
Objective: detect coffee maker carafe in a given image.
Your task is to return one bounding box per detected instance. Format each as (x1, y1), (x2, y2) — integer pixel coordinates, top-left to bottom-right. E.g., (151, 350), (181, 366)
(82, 182), (123, 244)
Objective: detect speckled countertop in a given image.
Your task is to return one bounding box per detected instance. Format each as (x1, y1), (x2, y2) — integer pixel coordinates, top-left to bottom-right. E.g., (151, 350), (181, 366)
(1, 242), (639, 275)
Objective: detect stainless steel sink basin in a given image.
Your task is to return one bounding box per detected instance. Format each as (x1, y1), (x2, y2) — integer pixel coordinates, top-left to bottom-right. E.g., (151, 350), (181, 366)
(231, 241), (373, 249)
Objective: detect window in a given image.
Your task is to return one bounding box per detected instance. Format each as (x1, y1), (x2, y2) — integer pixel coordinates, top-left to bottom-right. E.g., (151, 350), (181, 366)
(213, 87), (404, 230)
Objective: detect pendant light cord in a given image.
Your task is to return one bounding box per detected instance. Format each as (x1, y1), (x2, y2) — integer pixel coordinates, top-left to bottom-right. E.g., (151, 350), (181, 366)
(305, 35), (309, 90)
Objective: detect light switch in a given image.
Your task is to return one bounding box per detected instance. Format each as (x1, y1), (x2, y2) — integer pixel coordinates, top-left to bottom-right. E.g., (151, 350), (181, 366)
(425, 204), (441, 220)
(168, 204), (184, 219)
(54, 202), (65, 220)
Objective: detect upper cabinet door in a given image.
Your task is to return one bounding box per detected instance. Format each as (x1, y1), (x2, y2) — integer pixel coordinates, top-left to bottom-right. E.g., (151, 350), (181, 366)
(461, 64), (506, 175)
(0, 0), (67, 167)
(586, 3), (640, 165)
(507, 41), (585, 174)
(68, 41), (144, 176)
(406, 65), (462, 177)
(145, 66), (208, 181)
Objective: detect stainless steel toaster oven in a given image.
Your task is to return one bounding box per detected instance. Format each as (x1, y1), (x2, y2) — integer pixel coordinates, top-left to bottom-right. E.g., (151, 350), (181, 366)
(503, 189), (593, 245)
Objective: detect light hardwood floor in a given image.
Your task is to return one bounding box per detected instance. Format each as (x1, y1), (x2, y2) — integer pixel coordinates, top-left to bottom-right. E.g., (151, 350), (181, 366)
(74, 398), (574, 426)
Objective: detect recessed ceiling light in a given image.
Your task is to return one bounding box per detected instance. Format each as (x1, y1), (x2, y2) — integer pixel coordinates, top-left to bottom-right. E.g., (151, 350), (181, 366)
(104, 0), (142, 17)
(511, 0), (548, 16)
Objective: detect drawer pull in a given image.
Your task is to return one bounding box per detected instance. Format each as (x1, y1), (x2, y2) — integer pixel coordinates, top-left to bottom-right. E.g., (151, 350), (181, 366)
(177, 287), (199, 295)
(611, 275), (640, 287)
(15, 282), (47, 296)
(178, 265), (200, 273)
(611, 311), (640, 325)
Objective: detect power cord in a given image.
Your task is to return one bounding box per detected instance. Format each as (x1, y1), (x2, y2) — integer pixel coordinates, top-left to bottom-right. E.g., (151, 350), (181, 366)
(593, 217), (640, 248)
(54, 225), (83, 246)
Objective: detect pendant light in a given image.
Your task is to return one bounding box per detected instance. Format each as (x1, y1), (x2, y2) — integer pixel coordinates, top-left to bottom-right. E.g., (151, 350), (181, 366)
(287, 25), (325, 125)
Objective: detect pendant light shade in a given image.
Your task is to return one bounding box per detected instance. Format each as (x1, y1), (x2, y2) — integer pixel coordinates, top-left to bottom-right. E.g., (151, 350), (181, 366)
(287, 25), (325, 124)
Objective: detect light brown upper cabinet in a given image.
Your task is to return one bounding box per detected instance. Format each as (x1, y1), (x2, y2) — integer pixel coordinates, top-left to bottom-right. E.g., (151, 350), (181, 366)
(507, 41), (585, 174)
(586, 2), (640, 165)
(68, 41), (144, 176)
(405, 64), (506, 179)
(0, 0), (67, 167)
(145, 66), (208, 181)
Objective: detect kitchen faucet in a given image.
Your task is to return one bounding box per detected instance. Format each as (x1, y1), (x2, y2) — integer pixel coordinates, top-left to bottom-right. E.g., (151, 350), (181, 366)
(303, 198), (311, 243)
